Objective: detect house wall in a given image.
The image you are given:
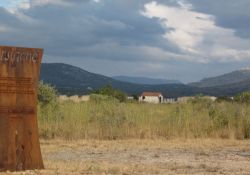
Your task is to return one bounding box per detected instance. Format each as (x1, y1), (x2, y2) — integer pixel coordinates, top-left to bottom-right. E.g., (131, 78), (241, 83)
(139, 95), (163, 104)
(59, 95), (90, 103)
(165, 98), (177, 103)
(177, 96), (194, 103)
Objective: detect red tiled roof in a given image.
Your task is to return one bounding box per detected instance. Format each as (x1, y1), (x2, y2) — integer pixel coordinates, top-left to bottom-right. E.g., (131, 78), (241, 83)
(141, 92), (162, 97)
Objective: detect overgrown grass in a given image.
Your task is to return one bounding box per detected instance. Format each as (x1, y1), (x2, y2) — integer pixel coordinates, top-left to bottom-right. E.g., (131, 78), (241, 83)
(38, 98), (250, 140)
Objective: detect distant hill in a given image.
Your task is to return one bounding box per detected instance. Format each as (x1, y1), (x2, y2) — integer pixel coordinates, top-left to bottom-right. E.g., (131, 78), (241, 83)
(189, 68), (250, 88)
(40, 63), (250, 97)
(40, 63), (197, 97)
(112, 76), (182, 85)
(40, 63), (127, 95)
(201, 78), (250, 96)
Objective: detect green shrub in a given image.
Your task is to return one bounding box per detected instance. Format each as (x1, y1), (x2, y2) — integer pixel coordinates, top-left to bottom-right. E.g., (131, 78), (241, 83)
(38, 81), (58, 106)
(90, 94), (119, 103)
(216, 96), (233, 103)
(234, 91), (250, 103)
(93, 85), (127, 102)
(209, 108), (229, 129)
(38, 82), (60, 138)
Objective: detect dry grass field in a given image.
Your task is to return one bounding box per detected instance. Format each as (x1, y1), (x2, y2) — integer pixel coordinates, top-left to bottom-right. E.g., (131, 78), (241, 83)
(3, 95), (250, 174)
(38, 99), (250, 140)
(2, 139), (250, 175)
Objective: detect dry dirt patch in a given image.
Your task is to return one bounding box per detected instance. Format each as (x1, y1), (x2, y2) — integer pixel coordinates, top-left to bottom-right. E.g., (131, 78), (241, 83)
(1, 139), (250, 175)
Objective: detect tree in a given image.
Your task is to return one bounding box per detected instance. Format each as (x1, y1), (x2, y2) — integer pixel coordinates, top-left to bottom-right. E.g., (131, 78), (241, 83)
(38, 81), (58, 106)
(93, 85), (127, 102)
(38, 82), (59, 124)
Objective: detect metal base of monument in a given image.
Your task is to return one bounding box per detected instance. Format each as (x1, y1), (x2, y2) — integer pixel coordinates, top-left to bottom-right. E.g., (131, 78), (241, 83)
(0, 115), (44, 171)
(0, 46), (44, 171)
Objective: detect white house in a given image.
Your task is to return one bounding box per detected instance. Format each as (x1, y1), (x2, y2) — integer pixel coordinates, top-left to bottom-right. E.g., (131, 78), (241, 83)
(139, 92), (164, 104)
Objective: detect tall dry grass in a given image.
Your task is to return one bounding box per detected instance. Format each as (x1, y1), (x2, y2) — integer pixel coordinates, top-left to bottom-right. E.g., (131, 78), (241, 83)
(38, 97), (250, 140)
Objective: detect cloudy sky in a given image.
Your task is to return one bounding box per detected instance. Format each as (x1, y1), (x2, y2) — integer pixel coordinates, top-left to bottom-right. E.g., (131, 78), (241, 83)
(0, 0), (250, 83)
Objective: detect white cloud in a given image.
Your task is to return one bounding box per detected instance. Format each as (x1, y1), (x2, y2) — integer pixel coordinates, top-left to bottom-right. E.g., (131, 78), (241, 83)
(141, 1), (250, 62)
(30, 0), (68, 7)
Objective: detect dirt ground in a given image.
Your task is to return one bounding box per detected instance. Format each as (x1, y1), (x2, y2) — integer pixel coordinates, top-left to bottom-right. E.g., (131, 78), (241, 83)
(2, 139), (250, 175)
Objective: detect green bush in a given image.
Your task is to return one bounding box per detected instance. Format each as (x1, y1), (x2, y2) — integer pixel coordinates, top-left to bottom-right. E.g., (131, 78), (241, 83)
(216, 96), (233, 103)
(38, 81), (58, 106)
(90, 94), (119, 103)
(234, 91), (250, 103)
(38, 82), (60, 138)
(93, 85), (127, 102)
(209, 108), (229, 129)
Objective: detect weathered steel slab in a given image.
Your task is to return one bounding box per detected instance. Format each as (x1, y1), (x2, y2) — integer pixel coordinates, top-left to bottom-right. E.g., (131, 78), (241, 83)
(0, 46), (44, 171)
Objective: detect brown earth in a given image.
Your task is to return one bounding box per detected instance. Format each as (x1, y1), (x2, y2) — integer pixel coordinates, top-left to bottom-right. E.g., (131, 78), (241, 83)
(1, 139), (250, 175)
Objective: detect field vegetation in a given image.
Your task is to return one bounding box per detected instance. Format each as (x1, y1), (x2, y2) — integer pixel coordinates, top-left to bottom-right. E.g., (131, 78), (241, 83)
(37, 83), (250, 140)
(3, 83), (249, 174)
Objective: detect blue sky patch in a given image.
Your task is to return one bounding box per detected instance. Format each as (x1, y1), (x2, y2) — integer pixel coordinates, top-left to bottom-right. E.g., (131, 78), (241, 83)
(0, 0), (28, 9)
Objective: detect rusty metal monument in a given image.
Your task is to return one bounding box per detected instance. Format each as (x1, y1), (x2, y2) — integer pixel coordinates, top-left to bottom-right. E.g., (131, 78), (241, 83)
(0, 46), (44, 171)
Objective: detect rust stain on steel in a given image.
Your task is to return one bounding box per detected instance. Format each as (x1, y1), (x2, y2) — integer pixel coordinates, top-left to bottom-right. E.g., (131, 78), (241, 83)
(0, 46), (44, 171)
(0, 106), (35, 115)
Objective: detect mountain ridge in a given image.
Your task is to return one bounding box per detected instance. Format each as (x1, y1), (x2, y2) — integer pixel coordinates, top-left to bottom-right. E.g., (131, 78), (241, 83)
(189, 69), (250, 88)
(112, 76), (182, 85)
(40, 63), (250, 97)
(40, 63), (198, 97)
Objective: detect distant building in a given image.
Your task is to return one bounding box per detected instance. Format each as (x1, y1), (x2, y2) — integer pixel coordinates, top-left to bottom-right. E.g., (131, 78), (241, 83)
(177, 96), (194, 103)
(165, 98), (177, 103)
(127, 96), (135, 100)
(207, 96), (217, 101)
(139, 92), (163, 104)
(59, 95), (90, 102)
(177, 96), (217, 103)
